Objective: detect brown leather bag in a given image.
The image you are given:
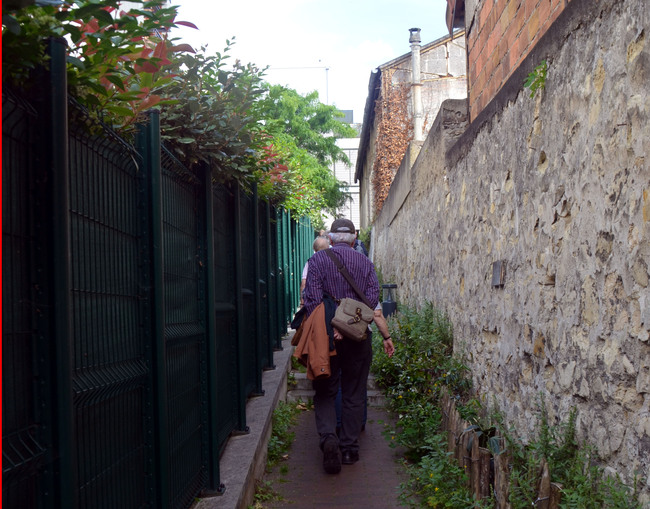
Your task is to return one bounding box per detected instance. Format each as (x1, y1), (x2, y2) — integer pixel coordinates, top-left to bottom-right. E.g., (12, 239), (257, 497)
(331, 297), (374, 341)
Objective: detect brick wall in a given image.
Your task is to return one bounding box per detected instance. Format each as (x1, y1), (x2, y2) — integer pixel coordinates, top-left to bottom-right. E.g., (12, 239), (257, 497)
(467, 0), (570, 120)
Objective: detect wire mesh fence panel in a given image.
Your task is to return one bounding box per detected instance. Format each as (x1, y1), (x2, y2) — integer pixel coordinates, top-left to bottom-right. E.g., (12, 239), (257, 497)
(268, 210), (281, 349)
(257, 200), (272, 369)
(160, 147), (209, 509)
(2, 88), (52, 509)
(211, 183), (242, 444)
(237, 187), (259, 399)
(67, 105), (152, 509)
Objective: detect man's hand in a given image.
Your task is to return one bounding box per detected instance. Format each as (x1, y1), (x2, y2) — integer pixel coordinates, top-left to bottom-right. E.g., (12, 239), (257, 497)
(383, 338), (395, 358)
(333, 327), (343, 341)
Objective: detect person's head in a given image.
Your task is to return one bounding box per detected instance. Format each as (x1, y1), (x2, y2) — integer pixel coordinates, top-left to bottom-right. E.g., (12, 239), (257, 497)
(312, 235), (330, 252)
(329, 218), (357, 246)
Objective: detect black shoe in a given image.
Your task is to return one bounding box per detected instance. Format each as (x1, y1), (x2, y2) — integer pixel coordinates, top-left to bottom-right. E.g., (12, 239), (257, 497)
(341, 450), (359, 465)
(323, 437), (342, 474)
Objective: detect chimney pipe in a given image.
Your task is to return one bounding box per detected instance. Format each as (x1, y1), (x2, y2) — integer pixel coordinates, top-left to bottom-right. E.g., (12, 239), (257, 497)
(409, 28), (424, 142)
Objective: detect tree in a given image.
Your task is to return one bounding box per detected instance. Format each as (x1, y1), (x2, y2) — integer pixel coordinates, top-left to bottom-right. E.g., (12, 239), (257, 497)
(255, 84), (357, 228)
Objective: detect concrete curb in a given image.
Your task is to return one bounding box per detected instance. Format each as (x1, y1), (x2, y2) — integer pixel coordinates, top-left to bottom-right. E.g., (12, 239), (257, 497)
(192, 334), (294, 509)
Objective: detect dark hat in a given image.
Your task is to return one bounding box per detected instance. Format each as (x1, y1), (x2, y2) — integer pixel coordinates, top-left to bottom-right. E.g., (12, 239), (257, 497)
(330, 218), (356, 233)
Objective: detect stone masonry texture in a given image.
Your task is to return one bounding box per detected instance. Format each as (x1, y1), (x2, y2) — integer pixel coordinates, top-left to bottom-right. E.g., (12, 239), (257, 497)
(372, 0), (649, 501)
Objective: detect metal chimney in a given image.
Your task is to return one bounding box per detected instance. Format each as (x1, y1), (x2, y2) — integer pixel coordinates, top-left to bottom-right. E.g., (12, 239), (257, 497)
(409, 28), (424, 142)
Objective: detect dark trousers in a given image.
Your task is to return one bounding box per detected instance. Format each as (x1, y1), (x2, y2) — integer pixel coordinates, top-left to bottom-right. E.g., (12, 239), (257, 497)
(313, 332), (372, 454)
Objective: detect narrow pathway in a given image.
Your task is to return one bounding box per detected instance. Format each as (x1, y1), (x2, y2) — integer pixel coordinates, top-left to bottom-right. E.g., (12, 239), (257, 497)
(260, 405), (409, 508)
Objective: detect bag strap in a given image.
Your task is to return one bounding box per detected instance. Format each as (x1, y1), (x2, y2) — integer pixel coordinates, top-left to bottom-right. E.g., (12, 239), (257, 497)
(323, 249), (373, 309)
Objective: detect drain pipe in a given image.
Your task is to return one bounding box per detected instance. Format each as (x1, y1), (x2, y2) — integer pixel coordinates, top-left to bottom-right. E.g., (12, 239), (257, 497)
(409, 27), (424, 142)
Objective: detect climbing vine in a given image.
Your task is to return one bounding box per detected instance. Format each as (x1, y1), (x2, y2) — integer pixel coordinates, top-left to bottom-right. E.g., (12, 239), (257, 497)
(371, 73), (412, 216)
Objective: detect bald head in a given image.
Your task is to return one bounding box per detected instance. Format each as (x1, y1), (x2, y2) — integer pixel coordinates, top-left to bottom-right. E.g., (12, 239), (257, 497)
(313, 235), (330, 252)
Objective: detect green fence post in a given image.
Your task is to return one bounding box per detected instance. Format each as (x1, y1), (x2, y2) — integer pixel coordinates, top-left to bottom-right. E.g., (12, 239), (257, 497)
(136, 110), (170, 509)
(283, 210), (290, 324)
(47, 36), (76, 509)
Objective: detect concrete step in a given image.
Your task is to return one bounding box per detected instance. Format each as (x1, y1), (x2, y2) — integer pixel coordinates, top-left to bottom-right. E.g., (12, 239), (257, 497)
(286, 372), (386, 407)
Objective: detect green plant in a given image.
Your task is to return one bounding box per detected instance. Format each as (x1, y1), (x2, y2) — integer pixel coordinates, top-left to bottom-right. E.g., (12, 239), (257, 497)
(372, 302), (479, 506)
(250, 480), (282, 508)
(358, 225), (372, 252)
(158, 39), (267, 180)
(291, 355), (306, 373)
(501, 397), (642, 509)
(400, 433), (492, 509)
(266, 401), (300, 469)
(3, 0), (195, 130)
(524, 59), (547, 98)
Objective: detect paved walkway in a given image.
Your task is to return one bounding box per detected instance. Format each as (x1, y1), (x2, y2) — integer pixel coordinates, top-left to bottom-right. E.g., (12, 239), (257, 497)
(260, 405), (409, 509)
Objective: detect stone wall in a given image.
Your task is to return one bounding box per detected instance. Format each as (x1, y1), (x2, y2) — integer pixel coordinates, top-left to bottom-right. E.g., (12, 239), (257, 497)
(372, 0), (649, 499)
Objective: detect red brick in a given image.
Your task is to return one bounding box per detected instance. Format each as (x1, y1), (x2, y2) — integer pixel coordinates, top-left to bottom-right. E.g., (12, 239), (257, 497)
(487, 7), (498, 33)
(500, 51), (511, 81)
(538, 0), (551, 25)
(479, 2), (492, 28)
(486, 26), (501, 59)
(504, 17), (520, 51)
(524, 0), (538, 18)
(509, 46), (520, 70)
(528, 8), (541, 43)
(474, 66), (489, 92)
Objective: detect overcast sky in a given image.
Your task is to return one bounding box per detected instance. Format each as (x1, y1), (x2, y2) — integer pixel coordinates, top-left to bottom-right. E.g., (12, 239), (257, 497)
(171, 0), (451, 124)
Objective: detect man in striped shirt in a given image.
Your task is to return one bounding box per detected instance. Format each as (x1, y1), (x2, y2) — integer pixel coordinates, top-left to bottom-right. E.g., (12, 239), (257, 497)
(303, 218), (381, 474)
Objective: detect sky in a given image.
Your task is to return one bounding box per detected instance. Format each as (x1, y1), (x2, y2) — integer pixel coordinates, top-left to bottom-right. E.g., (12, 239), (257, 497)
(171, 0), (451, 124)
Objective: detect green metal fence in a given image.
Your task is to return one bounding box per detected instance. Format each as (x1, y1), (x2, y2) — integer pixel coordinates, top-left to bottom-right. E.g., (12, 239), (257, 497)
(2, 39), (313, 509)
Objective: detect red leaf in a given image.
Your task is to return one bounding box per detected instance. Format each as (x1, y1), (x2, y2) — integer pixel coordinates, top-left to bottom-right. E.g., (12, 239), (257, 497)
(169, 43), (195, 54)
(134, 62), (160, 74)
(175, 20), (199, 29)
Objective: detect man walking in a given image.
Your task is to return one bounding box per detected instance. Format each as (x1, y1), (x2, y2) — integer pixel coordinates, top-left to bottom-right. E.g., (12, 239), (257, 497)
(302, 218), (381, 474)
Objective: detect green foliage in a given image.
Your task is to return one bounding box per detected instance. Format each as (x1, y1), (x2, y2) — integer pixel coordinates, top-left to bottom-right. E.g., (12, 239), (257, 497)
(3, 1), (353, 224)
(266, 400), (300, 469)
(502, 397), (642, 509)
(159, 40), (267, 181)
(3, 0), (195, 130)
(524, 59), (547, 98)
(291, 355), (306, 373)
(250, 480), (282, 508)
(256, 84), (356, 166)
(400, 434), (489, 509)
(358, 226), (372, 252)
(371, 303), (642, 508)
(253, 84), (355, 226)
(372, 303), (469, 410)
(371, 303), (478, 506)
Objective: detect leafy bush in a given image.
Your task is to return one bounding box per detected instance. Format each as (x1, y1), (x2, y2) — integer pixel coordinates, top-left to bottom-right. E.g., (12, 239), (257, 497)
(371, 302), (478, 506)
(2, 1), (352, 226)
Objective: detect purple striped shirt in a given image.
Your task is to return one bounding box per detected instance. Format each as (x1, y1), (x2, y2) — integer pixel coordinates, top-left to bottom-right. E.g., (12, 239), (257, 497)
(303, 243), (380, 315)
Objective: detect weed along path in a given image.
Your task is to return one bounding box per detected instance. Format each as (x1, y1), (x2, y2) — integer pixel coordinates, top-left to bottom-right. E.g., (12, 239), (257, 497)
(257, 406), (408, 508)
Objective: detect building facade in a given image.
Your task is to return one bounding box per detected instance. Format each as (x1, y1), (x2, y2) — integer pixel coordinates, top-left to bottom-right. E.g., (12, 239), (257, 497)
(355, 29), (468, 229)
